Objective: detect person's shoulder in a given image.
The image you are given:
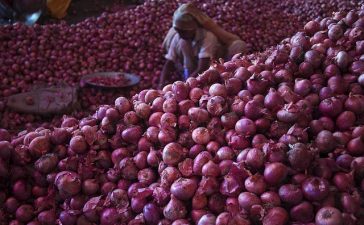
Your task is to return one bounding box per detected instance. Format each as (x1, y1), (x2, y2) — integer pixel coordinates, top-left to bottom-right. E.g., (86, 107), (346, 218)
(203, 29), (218, 42)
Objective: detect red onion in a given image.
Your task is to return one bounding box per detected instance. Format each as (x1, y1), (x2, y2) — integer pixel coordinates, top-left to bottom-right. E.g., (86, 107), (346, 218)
(261, 191), (281, 207)
(235, 118), (256, 136)
(163, 196), (187, 221)
(290, 201), (314, 223)
(278, 184), (303, 205)
(247, 74), (269, 95)
(347, 136), (364, 156)
(172, 81), (189, 102)
(264, 88), (285, 111)
(238, 192), (261, 211)
(264, 162), (288, 186)
(192, 127), (210, 145)
(188, 107), (209, 124)
(315, 130), (336, 154)
(244, 174), (266, 195)
(315, 207), (343, 225)
(207, 96), (227, 116)
(262, 207), (289, 225)
(209, 83), (227, 97)
(122, 126), (143, 144)
(288, 143), (312, 171)
(55, 171), (81, 197)
(302, 177), (329, 201)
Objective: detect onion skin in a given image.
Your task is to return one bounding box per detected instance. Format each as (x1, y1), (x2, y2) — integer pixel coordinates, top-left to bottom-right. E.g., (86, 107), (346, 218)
(171, 178), (198, 200)
(302, 177), (330, 201)
(262, 207), (289, 225)
(264, 162), (288, 186)
(163, 196), (187, 221)
(315, 207), (343, 225)
(290, 201), (314, 223)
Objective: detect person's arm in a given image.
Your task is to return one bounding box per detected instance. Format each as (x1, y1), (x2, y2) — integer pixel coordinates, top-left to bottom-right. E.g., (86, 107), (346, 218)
(159, 60), (175, 89)
(190, 57), (210, 77)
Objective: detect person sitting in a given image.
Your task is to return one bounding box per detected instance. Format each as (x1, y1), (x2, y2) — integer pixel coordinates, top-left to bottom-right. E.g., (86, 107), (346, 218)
(159, 3), (247, 89)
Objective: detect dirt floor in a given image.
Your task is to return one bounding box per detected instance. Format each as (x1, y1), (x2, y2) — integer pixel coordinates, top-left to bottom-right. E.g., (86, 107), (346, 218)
(41, 0), (140, 25)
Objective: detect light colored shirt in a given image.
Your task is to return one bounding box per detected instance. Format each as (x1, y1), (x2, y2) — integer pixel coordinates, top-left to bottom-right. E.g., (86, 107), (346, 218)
(165, 28), (220, 66)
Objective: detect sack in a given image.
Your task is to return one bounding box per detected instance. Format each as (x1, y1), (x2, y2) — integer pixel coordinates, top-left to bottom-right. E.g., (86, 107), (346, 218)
(46, 0), (70, 19)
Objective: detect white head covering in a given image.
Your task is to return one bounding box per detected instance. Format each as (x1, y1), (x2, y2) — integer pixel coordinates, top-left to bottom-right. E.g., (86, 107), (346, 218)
(173, 10), (198, 30)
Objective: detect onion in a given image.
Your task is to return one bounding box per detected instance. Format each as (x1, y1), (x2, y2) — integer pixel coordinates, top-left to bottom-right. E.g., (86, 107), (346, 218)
(328, 24), (344, 41)
(225, 78), (242, 95)
(188, 107), (209, 124)
(16, 204), (34, 223)
(29, 136), (50, 157)
(245, 148), (265, 169)
(143, 203), (160, 225)
(198, 214), (216, 225)
(221, 112), (239, 130)
(244, 174), (266, 195)
(277, 103), (300, 123)
(192, 127), (210, 145)
(34, 153), (58, 174)
(245, 99), (266, 120)
(115, 97), (131, 115)
(207, 96), (227, 116)
(12, 180), (31, 201)
(134, 102), (151, 119)
(290, 201), (314, 223)
(304, 20), (320, 35)
(163, 196), (187, 221)
(38, 210), (56, 225)
(319, 97), (343, 117)
(172, 81), (189, 102)
(55, 171), (81, 197)
(294, 79), (312, 96)
(202, 160), (220, 177)
(262, 207), (289, 225)
(261, 191), (281, 207)
(315, 130), (336, 154)
(263, 162), (288, 186)
(264, 88), (284, 111)
(304, 50), (322, 68)
(336, 111), (356, 131)
(287, 143), (312, 171)
(122, 126), (143, 144)
(247, 74), (269, 95)
(302, 177), (329, 201)
(209, 83), (227, 97)
(171, 178), (198, 200)
(238, 192), (261, 211)
(345, 94), (364, 114)
(278, 184), (303, 205)
(315, 207), (343, 225)
(347, 136), (364, 156)
(163, 143), (183, 166)
(235, 118), (256, 136)
(163, 98), (177, 113)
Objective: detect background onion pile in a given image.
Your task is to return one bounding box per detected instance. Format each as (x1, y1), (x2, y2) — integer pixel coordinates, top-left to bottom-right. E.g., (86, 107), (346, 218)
(1, 4), (364, 225)
(0, 0), (363, 131)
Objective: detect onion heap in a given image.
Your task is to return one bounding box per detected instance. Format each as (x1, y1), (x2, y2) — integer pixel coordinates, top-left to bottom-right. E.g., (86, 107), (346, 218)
(1, 2), (364, 225)
(0, 0), (363, 131)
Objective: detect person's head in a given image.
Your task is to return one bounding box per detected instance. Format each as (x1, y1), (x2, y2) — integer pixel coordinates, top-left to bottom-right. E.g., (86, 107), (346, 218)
(173, 13), (198, 41)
